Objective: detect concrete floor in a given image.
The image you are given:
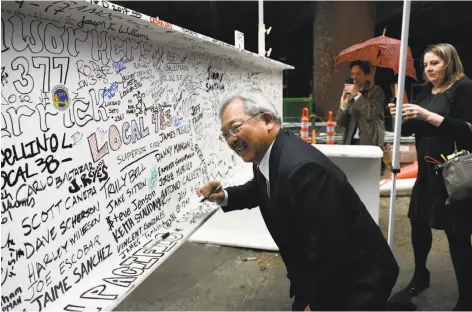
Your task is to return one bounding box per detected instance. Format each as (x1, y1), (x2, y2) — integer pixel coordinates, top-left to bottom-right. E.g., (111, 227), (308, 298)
(116, 197), (460, 311)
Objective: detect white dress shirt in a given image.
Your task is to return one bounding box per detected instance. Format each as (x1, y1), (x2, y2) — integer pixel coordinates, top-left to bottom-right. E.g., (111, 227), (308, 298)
(219, 140), (275, 206)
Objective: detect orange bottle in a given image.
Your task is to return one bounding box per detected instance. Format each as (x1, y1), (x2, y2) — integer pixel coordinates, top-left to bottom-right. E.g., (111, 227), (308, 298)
(311, 128), (317, 144)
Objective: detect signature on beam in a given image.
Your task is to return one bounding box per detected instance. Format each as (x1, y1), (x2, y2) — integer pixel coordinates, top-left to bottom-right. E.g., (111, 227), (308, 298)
(71, 131), (84, 145)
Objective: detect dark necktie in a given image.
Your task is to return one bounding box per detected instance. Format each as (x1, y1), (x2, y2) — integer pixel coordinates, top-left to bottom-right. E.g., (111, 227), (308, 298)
(257, 168), (270, 199)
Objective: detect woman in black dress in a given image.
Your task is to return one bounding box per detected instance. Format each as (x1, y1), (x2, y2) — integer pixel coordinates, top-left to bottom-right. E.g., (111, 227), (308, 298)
(389, 43), (472, 311)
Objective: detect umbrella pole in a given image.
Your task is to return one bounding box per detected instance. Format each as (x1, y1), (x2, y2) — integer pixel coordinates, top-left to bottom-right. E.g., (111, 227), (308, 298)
(371, 65), (377, 84)
(367, 65), (377, 100)
(388, 0), (412, 249)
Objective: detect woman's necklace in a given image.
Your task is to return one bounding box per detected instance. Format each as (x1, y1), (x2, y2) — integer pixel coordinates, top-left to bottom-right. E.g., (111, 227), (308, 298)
(432, 81), (454, 94)
(432, 86), (444, 94)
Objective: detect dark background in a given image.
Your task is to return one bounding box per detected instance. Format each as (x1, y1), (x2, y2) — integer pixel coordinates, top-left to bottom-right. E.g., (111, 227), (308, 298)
(118, 1), (472, 99)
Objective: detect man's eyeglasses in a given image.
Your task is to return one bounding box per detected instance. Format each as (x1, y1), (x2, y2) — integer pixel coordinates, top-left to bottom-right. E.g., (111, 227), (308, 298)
(220, 113), (262, 140)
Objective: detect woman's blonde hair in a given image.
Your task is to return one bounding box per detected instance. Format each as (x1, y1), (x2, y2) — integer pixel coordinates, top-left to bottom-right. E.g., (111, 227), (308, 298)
(422, 43), (465, 88)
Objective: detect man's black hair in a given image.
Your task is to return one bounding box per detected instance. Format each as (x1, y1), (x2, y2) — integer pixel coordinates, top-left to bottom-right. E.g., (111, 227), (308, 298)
(349, 60), (372, 75)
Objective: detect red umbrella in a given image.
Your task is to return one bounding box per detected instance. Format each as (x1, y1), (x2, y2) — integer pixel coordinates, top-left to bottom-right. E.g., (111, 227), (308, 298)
(333, 33), (417, 81)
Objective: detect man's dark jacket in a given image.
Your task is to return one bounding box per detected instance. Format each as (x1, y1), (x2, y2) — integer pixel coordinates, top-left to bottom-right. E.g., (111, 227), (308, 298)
(223, 130), (399, 310)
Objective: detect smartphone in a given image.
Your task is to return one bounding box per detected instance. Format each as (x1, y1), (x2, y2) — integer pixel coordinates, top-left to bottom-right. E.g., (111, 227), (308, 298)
(345, 77), (354, 84)
(344, 77), (354, 95)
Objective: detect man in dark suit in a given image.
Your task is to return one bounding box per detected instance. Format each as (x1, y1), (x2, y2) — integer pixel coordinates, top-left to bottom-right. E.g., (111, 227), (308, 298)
(196, 90), (399, 311)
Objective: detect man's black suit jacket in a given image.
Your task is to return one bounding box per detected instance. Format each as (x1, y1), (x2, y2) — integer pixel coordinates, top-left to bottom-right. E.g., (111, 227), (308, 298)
(222, 130), (399, 310)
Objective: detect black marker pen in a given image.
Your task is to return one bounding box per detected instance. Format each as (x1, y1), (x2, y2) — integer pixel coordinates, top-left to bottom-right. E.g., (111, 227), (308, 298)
(200, 185), (223, 203)
(149, 232), (170, 248)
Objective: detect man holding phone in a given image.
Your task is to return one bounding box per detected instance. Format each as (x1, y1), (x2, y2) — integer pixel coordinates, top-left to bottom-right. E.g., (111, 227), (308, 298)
(336, 60), (386, 148)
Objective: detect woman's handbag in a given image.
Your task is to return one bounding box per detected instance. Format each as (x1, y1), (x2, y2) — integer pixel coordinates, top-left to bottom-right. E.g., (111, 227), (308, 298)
(441, 151), (472, 204)
(439, 122), (472, 205)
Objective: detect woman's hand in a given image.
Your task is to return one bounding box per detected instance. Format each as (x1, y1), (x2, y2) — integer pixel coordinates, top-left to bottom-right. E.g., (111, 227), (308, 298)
(387, 103), (397, 117)
(402, 103), (432, 121)
(388, 103), (444, 127)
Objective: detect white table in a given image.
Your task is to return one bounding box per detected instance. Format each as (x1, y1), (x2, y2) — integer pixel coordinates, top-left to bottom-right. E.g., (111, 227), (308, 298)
(190, 145), (383, 251)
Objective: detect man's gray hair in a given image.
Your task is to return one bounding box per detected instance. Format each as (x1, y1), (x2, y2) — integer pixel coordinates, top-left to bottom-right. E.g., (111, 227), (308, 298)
(219, 90), (282, 124)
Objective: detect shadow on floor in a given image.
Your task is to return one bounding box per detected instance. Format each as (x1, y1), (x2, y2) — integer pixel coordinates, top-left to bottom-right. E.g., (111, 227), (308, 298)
(116, 197), (459, 311)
